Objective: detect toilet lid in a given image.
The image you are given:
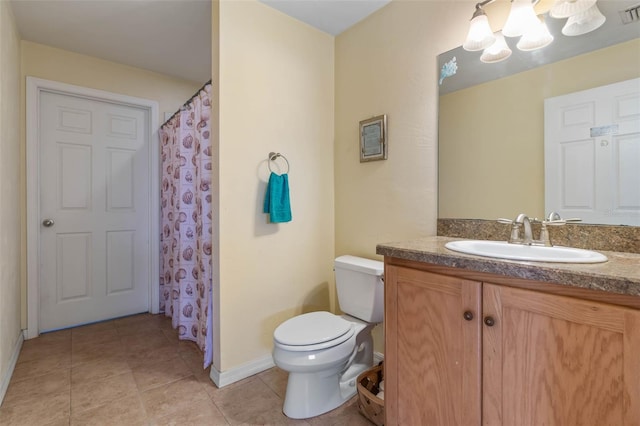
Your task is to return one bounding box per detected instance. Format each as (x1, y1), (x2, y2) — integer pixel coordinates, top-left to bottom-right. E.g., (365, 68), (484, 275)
(274, 311), (353, 346)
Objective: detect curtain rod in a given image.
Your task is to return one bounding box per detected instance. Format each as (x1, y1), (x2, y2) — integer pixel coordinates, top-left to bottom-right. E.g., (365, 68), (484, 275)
(161, 79), (212, 128)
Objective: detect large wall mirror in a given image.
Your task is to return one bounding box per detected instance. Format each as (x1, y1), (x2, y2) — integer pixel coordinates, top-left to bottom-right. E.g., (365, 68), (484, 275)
(438, 0), (640, 225)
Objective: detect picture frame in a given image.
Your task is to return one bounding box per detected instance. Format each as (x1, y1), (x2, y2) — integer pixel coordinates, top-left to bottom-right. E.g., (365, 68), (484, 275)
(359, 114), (387, 162)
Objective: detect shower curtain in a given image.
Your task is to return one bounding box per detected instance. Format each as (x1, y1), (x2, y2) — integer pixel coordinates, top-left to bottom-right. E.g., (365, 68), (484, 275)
(159, 82), (213, 368)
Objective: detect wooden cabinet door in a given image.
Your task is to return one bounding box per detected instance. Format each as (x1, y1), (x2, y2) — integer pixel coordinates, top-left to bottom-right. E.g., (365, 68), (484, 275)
(385, 265), (482, 426)
(483, 283), (640, 426)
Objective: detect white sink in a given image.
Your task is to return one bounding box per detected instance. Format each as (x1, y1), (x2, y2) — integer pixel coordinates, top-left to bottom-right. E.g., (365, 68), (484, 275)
(445, 240), (608, 263)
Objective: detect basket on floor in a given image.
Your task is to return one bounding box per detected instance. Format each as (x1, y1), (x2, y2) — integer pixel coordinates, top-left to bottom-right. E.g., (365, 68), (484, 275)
(356, 362), (384, 426)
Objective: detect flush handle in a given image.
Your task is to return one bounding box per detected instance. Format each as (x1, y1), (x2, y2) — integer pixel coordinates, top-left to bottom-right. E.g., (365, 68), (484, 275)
(463, 311), (474, 321)
(42, 219), (55, 227)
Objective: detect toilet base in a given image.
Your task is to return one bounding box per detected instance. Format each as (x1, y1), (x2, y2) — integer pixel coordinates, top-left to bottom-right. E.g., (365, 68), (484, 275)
(281, 325), (375, 419)
(282, 360), (372, 419)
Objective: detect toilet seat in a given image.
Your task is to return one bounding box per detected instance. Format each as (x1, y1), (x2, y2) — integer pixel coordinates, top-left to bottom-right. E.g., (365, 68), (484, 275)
(274, 312), (355, 352)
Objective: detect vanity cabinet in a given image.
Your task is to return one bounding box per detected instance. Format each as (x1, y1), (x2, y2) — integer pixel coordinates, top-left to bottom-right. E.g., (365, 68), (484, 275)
(384, 260), (640, 426)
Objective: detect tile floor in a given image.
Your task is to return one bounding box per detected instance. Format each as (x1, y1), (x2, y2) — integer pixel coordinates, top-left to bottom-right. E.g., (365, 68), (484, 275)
(0, 313), (373, 426)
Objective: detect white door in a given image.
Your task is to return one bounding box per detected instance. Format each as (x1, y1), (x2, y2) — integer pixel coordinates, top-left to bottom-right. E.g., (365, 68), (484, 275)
(39, 91), (151, 332)
(544, 78), (640, 225)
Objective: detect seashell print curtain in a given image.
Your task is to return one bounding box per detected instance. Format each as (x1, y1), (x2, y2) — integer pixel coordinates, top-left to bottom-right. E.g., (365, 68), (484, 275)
(159, 82), (213, 368)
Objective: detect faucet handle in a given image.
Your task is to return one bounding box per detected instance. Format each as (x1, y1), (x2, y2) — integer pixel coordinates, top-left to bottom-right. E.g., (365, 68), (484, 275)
(547, 211), (562, 221)
(546, 212), (582, 223)
(543, 217), (582, 226)
(564, 217), (582, 223)
(497, 218), (514, 224)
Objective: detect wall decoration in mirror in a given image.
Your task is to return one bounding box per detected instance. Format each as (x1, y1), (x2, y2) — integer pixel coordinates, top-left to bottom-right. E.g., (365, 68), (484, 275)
(438, 0), (640, 226)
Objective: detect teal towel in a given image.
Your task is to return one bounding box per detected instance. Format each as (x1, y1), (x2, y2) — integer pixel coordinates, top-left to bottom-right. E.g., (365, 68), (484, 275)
(263, 172), (292, 223)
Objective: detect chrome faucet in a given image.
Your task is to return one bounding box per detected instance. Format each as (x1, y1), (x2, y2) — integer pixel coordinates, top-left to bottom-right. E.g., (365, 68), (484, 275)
(513, 213), (534, 245)
(499, 212), (582, 247)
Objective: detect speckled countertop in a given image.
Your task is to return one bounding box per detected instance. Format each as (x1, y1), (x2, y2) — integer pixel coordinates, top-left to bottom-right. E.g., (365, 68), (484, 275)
(376, 236), (640, 297)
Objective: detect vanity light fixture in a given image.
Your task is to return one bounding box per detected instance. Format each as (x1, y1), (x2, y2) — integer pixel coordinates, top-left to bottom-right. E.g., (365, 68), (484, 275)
(463, 0), (606, 62)
(549, 0), (597, 18)
(561, 3), (606, 36)
(517, 15), (554, 50)
(502, 0), (541, 37)
(480, 32), (512, 63)
(463, 1), (496, 51)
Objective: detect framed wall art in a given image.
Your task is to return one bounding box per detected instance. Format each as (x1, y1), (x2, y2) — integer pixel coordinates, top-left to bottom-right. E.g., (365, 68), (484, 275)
(359, 114), (387, 162)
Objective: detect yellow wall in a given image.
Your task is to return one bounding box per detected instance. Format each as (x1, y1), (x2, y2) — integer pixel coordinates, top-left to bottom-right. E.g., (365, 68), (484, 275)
(217, 0), (335, 370)
(439, 39), (640, 220)
(19, 42), (204, 328)
(334, 0), (472, 352)
(211, 0), (222, 371)
(335, 0), (469, 257)
(0, 0), (23, 394)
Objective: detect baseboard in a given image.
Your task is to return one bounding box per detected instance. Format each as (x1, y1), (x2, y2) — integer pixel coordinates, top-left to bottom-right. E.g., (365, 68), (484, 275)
(0, 331), (24, 406)
(209, 354), (275, 388)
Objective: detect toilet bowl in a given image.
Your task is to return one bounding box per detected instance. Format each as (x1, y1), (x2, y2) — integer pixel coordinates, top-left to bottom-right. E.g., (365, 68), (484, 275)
(272, 255), (383, 419)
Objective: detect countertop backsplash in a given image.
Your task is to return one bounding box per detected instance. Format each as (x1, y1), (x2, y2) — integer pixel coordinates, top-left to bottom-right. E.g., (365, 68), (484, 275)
(437, 219), (640, 254)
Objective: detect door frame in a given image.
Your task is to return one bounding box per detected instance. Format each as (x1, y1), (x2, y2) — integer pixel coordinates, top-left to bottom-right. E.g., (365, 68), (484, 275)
(26, 77), (160, 339)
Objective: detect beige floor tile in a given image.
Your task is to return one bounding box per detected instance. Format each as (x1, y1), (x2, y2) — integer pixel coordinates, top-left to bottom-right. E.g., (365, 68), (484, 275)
(116, 320), (166, 337)
(306, 397), (373, 426)
(258, 366), (289, 399)
(210, 376), (307, 425)
(120, 329), (174, 352)
(178, 349), (211, 382)
(70, 321), (116, 337)
(2, 369), (70, 407)
(35, 329), (72, 343)
(16, 339), (71, 365)
(71, 356), (131, 385)
(70, 394), (147, 426)
(3, 314), (372, 426)
(112, 313), (156, 329)
(71, 370), (138, 414)
(150, 397), (229, 426)
(10, 352), (71, 382)
(71, 340), (126, 367)
(160, 328), (178, 342)
(125, 342), (179, 369)
(71, 328), (119, 351)
(139, 375), (209, 420)
(157, 317), (177, 332)
(0, 392), (70, 426)
(131, 355), (192, 391)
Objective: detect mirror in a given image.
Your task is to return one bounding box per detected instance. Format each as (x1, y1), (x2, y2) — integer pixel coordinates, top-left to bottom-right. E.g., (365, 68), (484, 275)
(437, 0), (640, 225)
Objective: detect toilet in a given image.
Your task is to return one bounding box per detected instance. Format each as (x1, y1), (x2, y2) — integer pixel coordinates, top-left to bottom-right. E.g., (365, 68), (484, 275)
(272, 255), (384, 419)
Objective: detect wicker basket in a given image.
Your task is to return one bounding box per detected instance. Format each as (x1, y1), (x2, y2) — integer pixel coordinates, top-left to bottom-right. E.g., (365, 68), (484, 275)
(356, 362), (384, 426)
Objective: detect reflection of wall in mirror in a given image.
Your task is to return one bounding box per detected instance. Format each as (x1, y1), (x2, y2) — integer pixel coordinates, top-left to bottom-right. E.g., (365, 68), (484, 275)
(438, 39), (640, 224)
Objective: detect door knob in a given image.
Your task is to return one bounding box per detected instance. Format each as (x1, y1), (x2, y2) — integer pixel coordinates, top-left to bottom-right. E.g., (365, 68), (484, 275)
(463, 311), (474, 321)
(42, 219), (55, 227)
(484, 316), (495, 327)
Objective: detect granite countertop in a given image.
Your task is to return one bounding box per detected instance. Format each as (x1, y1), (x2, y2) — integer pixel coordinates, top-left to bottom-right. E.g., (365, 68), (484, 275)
(376, 236), (640, 297)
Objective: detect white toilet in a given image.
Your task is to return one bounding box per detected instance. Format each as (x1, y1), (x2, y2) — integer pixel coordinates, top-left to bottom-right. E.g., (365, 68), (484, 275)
(272, 255), (384, 419)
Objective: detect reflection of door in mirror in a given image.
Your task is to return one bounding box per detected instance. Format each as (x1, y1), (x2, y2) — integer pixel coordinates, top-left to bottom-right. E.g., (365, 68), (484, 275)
(544, 78), (640, 226)
(438, 38), (640, 224)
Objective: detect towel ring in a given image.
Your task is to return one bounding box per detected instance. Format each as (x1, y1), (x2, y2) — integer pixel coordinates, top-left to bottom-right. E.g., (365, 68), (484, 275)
(268, 152), (290, 174)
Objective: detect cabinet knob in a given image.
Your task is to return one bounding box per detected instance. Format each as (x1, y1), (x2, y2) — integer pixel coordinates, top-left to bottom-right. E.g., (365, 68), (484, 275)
(463, 311), (474, 321)
(484, 316), (495, 327)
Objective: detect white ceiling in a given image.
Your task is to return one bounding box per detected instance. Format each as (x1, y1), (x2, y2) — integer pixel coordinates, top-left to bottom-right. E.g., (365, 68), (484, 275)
(9, 0), (390, 85)
(259, 0), (390, 36)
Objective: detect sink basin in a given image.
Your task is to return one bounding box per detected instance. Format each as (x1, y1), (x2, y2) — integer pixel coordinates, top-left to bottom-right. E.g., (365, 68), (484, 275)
(445, 240), (608, 263)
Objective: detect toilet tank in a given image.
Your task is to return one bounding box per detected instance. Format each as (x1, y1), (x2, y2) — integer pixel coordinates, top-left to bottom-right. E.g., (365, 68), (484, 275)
(334, 255), (384, 323)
